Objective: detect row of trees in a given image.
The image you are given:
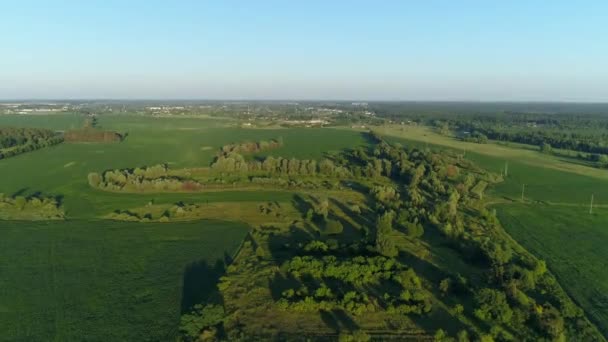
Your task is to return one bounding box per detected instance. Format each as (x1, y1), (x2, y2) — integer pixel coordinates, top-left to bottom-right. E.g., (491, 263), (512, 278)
(0, 127), (63, 159)
(218, 137), (283, 156)
(211, 152), (352, 178)
(88, 164), (202, 192)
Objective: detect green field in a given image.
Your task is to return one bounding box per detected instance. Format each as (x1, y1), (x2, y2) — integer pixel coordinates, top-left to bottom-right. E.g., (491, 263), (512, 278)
(496, 204), (608, 335)
(0, 115), (368, 340)
(0, 220), (248, 341)
(0, 113), (85, 130)
(0, 116), (365, 218)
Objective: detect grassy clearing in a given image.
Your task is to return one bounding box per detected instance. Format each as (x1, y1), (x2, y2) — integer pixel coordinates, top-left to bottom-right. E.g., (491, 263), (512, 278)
(496, 204), (608, 335)
(0, 219), (248, 341)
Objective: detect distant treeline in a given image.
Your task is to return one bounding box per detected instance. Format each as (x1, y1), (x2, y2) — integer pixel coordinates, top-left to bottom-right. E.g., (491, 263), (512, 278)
(64, 128), (124, 143)
(218, 138), (283, 157)
(0, 127), (63, 159)
(468, 126), (608, 155)
(88, 164), (202, 192)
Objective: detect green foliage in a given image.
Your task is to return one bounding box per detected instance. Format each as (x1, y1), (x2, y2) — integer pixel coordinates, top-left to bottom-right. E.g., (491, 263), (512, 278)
(474, 288), (513, 324)
(179, 304), (225, 341)
(0, 193), (64, 220)
(0, 126), (63, 159)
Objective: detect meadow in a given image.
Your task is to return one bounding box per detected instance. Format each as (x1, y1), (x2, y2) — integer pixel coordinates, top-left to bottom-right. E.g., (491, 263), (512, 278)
(0, 220), (248, 341)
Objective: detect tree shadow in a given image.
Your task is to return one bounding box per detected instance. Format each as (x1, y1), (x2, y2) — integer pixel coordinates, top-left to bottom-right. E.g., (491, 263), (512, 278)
(320, 309), (359, 333)
(11, 187), (29, 197)
(180, 259), (226, 314)
(269, 272), (303, 301)
(292, 193), (313, 219)
(267, 225), (314, 261)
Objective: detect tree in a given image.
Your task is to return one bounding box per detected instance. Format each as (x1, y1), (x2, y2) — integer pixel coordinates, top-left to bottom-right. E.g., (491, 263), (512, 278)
(474, 288), (513, 324)
(439, 278), (451, 296)
(179, 304), (225, 341)
(540, 142), (552, 154)
(87, 172), (101, 187)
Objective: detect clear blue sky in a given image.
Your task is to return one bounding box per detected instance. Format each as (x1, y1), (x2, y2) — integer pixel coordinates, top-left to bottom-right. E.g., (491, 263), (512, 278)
(2, 0), (607, 101)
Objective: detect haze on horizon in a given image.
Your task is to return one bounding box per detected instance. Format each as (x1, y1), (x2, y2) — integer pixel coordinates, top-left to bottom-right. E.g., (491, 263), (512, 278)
(2, 1), (607, 102)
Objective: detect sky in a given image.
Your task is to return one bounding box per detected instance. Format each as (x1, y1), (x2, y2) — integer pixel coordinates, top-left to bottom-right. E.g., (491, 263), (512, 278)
(1, 0), (607, 101)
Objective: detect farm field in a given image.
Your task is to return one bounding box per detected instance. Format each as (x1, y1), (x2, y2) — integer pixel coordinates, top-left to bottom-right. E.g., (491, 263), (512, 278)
(0, 113), (85, 130)
(0, 114), (374, 340)
(1, 113), (607, 340)
(0, 115), (366, 218)
(0, 220), (248, 341)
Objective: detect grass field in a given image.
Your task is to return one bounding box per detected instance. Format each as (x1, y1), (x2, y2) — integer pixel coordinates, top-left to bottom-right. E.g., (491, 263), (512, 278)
(496, 204), (608, 335)
(0, 220), (248, 341)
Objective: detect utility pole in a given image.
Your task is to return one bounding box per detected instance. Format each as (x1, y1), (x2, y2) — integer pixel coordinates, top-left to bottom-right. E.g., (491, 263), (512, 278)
(504, 161), (509, 177)
(521, 184), (525, 201)
(590, 193), (594, 214)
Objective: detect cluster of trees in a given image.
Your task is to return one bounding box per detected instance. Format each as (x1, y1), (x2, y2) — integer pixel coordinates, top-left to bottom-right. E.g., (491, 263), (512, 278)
(179, 304), (225, 342)
(461, 131), (488, 144)
(64, 128), (124, 142)
(211, 152), (351, 178)
(0, 127), (63, 159)
(277, 252), (431, 316)
(0, 193), (64, 220)
(338, 134), (596, 340)
(88, 164), (202, 192)
(107, 202), (210, 222)
(218, 138), (283, 157)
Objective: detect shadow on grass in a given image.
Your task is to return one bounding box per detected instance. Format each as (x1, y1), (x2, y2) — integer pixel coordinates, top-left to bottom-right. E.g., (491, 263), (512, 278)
(320, 309), (359, 333)
(180, 259), (226, 314)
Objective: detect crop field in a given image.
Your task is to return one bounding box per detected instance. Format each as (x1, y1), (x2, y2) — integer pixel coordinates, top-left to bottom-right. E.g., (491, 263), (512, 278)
(496, 204), (608, 335)
(0, 115), (371, 340)
(0, 220), (248, 341)
(0, 116), (366, 218)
